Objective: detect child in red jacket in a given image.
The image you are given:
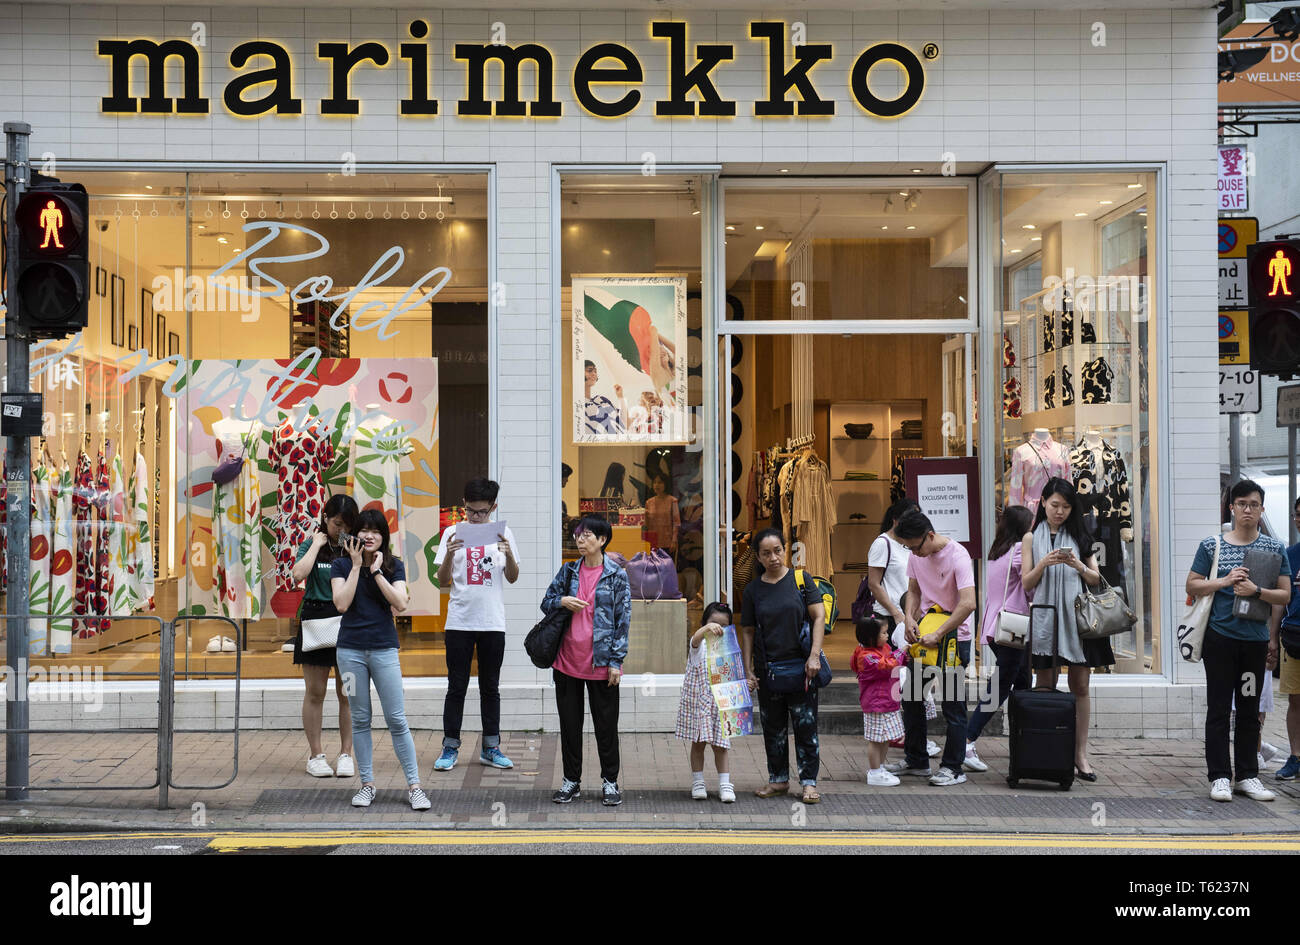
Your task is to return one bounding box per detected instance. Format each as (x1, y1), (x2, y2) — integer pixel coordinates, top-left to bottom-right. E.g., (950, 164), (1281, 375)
(852, 616), (906, 786)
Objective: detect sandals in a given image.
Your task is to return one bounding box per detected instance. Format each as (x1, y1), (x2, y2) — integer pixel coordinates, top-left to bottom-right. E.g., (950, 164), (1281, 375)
(801, 786), (821, 804)
(754, 782), (789, 799)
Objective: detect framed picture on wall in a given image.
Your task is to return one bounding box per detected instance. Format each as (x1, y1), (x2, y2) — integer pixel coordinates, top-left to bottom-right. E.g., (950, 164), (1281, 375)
(571, 273), (689, 445)
(128, 323), (137, 349)
(140, 289), (153, 355)
(95, 267), (107, 297)
(110, 274), (126, 347)
(168, 332), (180, 358)
(154, 313), (166, 360)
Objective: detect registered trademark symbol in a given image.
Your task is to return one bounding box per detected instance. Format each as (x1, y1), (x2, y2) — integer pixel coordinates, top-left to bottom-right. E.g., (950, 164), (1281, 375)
(923, 43), (940, 60)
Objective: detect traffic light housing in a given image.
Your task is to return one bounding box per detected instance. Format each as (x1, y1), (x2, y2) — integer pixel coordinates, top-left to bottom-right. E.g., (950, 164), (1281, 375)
(1247, 238), (1300, 378)
(12, 183), (90, 339)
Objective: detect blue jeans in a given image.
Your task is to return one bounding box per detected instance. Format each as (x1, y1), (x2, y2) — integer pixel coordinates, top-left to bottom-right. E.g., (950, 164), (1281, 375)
(336, 647), (420, 786)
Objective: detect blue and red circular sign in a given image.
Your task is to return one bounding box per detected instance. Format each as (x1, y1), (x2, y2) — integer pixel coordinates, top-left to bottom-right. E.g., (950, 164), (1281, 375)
(1219, 314), (1235, 339)
(1219, 223), (1238, 255)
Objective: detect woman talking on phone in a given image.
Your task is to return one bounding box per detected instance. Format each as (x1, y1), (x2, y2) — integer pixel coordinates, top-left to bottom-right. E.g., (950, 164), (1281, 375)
(331, 508), (429, 811)
(1020, 477), (1109, 782)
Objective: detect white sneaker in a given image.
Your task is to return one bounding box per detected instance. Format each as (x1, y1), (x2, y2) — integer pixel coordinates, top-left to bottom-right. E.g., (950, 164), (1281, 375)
(1257, 752), (1273, 772)
(867, 768), (901, 786)
(691, 780), (708, 800)
(963, 744), (989, 773)
(281, 642), (295, 653)
(1233, 777), (1275, 801)
(926, 739), (941, 758)
(221, 636), (237, 653)
(719, 782), (736, 803)
(408, 787), (432, 811)
(306, 754), (334, 777)
(205, 635), (222, 653)
(929, 767), (967, 786)
(1209, 778), (1233, 802)
(352, 784), (376, 807)
(1261, 742), (1285, 763)
(334, 753), (355, 778)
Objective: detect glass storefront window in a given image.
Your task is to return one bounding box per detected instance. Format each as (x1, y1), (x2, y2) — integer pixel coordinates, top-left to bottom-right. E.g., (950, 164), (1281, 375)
(10, 169), (489, 678)
(990, 170), (1160, 674)
(559, 172), (707, 664)
(722, 181), (972, 320)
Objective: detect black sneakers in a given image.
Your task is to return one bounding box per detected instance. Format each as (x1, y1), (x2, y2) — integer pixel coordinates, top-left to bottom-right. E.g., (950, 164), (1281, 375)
(602, 780), (623, 806)
(552, 779), (580, 804)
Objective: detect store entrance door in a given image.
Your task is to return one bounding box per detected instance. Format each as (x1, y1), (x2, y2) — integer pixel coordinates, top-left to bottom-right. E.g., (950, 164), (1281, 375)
(719, 329), (975, 673)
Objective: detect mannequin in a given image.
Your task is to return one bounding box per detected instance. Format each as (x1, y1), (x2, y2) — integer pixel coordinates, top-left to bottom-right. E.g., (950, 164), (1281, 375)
(1069, 429), (1134, 591)
(1008, 428), (1071, 512)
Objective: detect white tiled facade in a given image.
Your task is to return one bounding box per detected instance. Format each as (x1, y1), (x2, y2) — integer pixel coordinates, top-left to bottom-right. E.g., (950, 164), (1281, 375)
(2, 3), (1222, 735)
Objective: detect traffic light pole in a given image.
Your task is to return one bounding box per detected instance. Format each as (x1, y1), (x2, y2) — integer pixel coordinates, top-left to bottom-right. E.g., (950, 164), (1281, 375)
(4, 121), (31, 801)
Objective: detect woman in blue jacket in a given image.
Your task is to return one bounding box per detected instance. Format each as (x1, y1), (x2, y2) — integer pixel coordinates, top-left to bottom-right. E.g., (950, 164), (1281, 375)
(541, 515), (631, 807)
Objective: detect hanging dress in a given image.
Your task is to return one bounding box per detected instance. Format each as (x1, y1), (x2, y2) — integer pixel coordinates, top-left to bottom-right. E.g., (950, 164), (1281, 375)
(72, 449), (96, 638)
(346, 417), (411, 561)
(28, 462), (53, 657)
(211, 421), (265, 619)
(92, 448), (113, 633)
(126, 450), (155, 612)
(109, 450), (134, 616)
(49, 463), (76, 652)
(269, 420), (335, 592)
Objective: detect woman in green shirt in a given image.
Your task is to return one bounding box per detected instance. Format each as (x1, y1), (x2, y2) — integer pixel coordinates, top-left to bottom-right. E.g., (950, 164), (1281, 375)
(293, 494), (359, 779)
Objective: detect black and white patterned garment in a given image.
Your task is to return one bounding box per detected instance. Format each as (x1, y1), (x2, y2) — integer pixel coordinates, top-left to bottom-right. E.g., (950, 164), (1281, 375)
(1068, 439), (1133, 534)
(1081, 357), (1114, 404)
(1042, 374), (1056, 410)
(1059, 303), (1073, 348)
(1061, 364), (1075, 406)
(1042, 308), (1055, 353)
(1080, 319), (1097, 344)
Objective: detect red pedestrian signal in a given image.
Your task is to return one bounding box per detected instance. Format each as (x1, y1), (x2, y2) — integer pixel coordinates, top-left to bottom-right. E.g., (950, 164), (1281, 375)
(12, 184), (90, 338)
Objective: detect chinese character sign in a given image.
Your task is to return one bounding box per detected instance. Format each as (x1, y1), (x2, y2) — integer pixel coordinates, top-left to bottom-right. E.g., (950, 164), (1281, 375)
(1218, 146), (1248, 212)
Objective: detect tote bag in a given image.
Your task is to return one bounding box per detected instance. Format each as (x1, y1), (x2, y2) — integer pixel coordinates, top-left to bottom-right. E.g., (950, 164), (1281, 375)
(1177, 535), (1219, 663)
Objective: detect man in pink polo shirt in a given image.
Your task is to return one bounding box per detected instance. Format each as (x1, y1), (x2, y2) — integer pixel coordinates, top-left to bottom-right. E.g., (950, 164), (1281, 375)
(894, 509), (977, 786)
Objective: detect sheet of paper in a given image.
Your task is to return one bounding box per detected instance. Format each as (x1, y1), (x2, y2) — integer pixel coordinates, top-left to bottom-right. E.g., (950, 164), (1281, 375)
(453, 520), (508, 548)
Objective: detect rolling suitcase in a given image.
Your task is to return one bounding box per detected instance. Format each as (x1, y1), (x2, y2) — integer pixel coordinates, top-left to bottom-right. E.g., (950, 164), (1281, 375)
(1006, 604), (1075, 790)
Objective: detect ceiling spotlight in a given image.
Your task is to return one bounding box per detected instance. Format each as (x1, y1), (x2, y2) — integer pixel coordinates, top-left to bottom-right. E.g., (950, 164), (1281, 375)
(1075, 211), (1088, 217)
(217, 236), (228, 244)
(726, 224), (736, 231)
(911, 168), (922, 174)
(1010, 248), (1022, 254)
(779, 168), (790, 174)
(899, 191), (910, 197)
(755, 225), (765, 231)
(1030, 236), (1041, 242)
(1022, 224), (1036, 230)
(692, 209), (700, 216)
(906, 225), (916, 230)
(880, 225), (888, 230)
(1098, 200), (1113, 205)
(1127, 183), (1142, 189)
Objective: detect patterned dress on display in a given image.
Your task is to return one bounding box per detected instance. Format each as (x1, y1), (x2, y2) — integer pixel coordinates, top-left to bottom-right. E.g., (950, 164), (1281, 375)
(211, 422), (265, 619)
(346, 418), (411, 561)
(49, 463), (76, 652)
(92, 449), (113, 633)
(72, 450), (96, 638)
(109, 451), (133, 616)
(28, 463), (53, 656)
(269, 420), (335, 591)
(126, 451), (155, 612)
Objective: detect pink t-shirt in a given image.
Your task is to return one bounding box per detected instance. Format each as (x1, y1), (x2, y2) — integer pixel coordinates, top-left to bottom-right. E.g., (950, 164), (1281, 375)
(553, 562), (607, 680)
(979, 544), (1029, 644)
(906, 538), (977, 641)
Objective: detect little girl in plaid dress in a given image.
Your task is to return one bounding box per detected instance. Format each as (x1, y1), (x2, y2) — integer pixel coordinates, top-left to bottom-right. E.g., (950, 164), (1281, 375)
(675, 602), (735, 803)
(853, 616), (906, 786)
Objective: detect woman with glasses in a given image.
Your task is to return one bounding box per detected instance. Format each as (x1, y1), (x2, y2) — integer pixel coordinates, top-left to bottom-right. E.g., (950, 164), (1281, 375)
(1020, 477), (1107, 782)
(541, 515), (631, 807)
(432, 478), (520, 772)
(331, 508), (429, 810)
(1186, 479), (1292, 803)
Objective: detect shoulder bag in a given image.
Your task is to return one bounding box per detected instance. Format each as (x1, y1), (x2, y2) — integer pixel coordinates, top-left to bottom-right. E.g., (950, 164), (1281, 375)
(300, 596), (341, 652)
(1177, 535), (1220, 663)
(993, 552), (1029, 649)
(525, 564), (576, 669)
(1074, 573), (1138, 639)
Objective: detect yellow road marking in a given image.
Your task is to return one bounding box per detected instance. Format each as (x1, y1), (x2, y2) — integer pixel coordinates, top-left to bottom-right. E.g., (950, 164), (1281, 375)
(1, 830), (1297, 851)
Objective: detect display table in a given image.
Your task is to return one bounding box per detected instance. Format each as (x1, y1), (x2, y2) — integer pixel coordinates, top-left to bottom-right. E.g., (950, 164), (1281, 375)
(622, 599), (687, 675)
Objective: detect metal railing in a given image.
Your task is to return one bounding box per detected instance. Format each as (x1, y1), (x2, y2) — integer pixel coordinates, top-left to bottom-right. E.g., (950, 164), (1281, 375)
(1, 614), (242, 809)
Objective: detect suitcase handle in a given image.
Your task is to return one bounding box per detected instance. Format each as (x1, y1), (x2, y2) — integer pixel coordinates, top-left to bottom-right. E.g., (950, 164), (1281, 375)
(1028, 603), (1061, 688)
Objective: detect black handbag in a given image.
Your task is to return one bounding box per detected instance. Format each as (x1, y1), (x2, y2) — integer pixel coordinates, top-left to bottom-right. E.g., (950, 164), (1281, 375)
(1281, 622), (1300, 661)
(526, 565), (576, 669)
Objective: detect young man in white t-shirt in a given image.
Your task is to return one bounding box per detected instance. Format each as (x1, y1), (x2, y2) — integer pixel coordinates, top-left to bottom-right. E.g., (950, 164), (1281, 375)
(432, 478), (521, 771)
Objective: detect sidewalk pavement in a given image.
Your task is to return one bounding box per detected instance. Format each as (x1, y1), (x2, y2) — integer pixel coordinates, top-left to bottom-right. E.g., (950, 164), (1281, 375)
(1, 717), (1297, 835)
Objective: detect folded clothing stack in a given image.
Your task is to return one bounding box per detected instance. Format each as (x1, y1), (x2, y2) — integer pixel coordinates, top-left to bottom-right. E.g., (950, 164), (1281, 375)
(898, 420), (923, 440)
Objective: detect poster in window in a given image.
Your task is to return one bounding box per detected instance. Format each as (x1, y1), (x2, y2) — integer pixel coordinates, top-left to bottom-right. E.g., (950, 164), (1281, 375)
(571, 274), (688, 445)
(110, 274), (126, 347)
(139, 288), (153, 355)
